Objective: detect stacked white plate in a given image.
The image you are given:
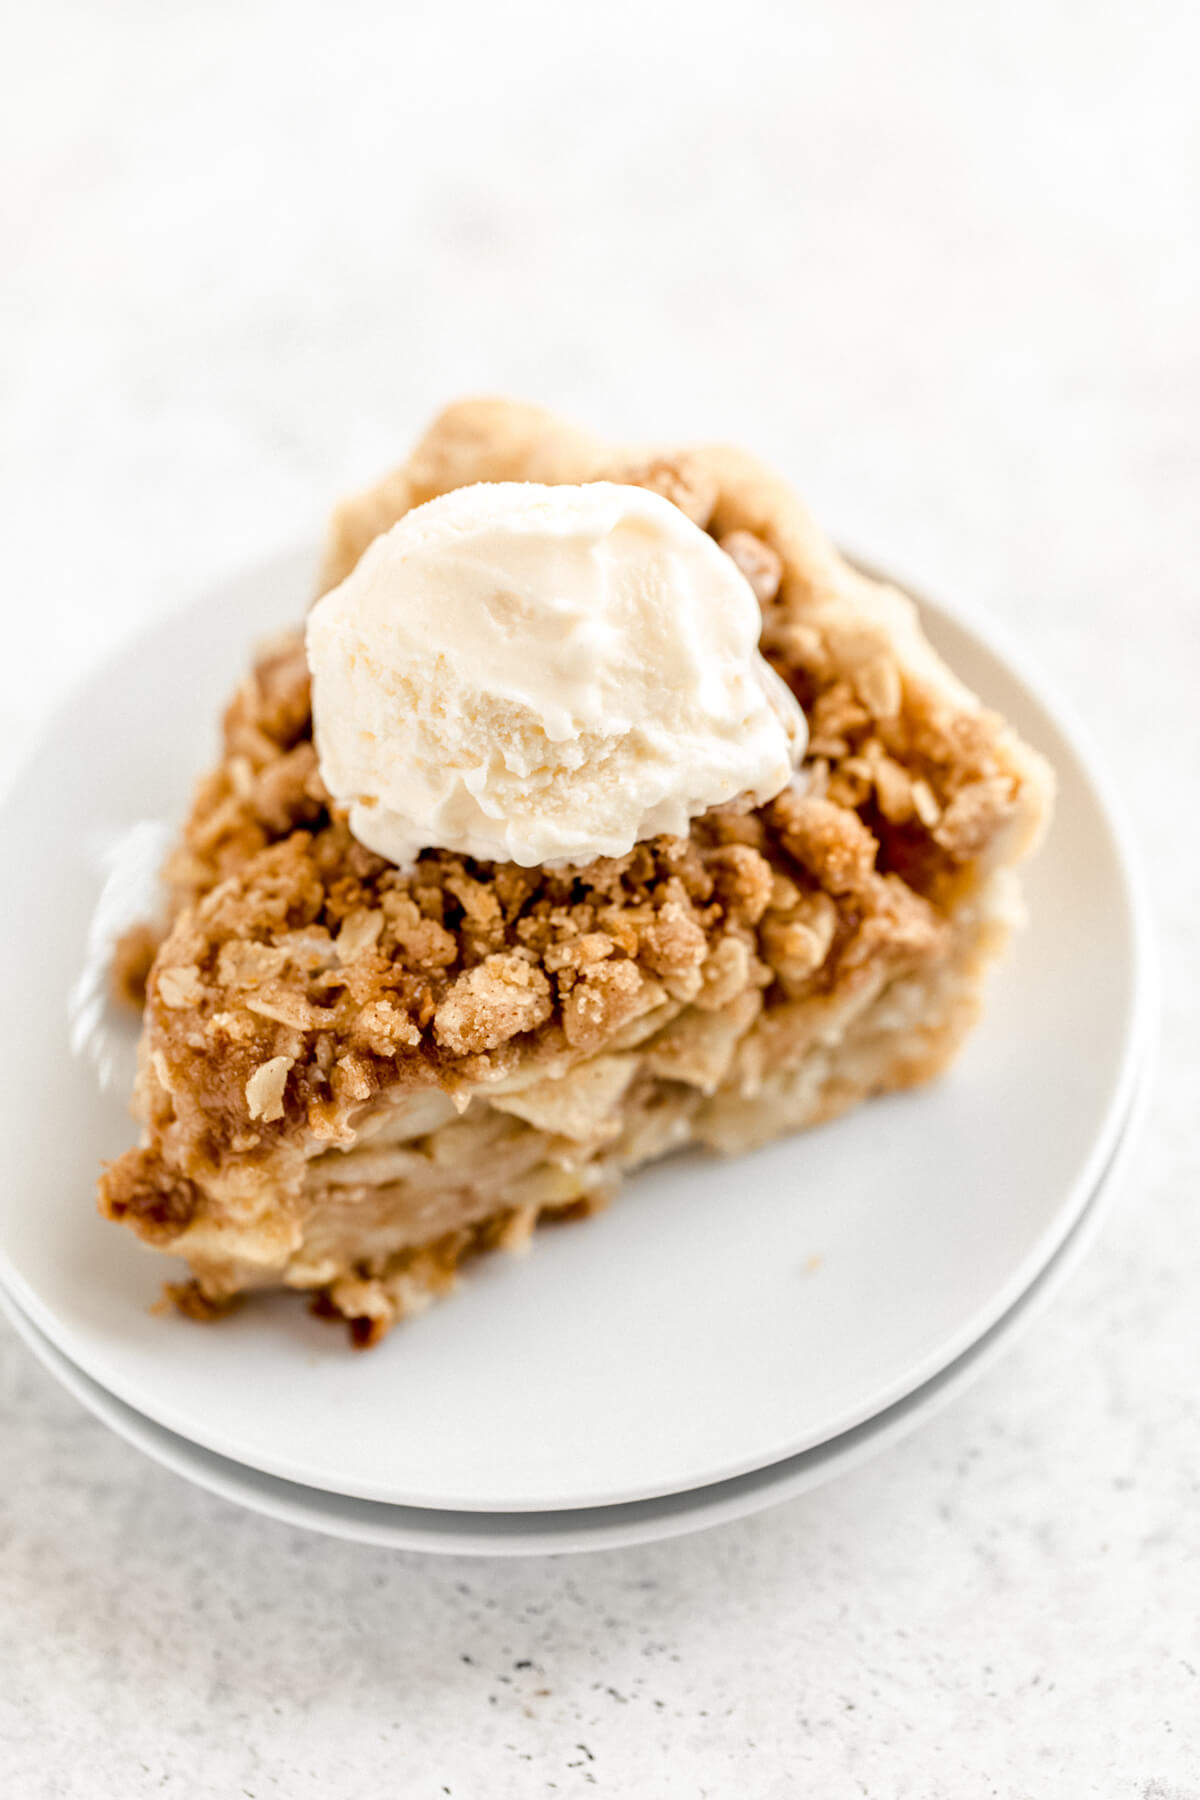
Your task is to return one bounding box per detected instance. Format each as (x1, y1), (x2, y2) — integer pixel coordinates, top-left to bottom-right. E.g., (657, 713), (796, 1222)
(0, 551), (1154, 1555)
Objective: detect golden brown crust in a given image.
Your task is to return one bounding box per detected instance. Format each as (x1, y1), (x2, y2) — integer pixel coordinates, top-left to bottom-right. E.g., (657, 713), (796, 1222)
(100, 1146), (202, 1243)
(98, 397), (1054, 1344)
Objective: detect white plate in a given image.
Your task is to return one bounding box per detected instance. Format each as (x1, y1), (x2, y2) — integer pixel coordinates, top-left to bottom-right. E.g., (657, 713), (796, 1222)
(0, 1043), (1153, 1555)
(0, 549), (1152, 1511)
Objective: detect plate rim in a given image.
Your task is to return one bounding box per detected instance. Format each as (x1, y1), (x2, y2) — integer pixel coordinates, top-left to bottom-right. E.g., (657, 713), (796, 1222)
(0, 543), (1158, 1510)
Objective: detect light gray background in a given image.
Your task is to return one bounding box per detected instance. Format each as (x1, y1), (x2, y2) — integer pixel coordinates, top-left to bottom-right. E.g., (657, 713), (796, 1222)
(2, 2), (1197, 1794)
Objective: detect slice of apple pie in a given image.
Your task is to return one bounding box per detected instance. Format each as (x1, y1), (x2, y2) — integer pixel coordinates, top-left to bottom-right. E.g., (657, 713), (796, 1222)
(99, 399), (1053, 1345)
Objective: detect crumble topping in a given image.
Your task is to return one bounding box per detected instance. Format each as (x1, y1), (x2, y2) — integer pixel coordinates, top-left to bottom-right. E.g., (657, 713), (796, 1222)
(718, 529), (784, 605)
(110, 919), (160, 1010)
(434, 953), (554, 1056)
(608, 451), (719, 528)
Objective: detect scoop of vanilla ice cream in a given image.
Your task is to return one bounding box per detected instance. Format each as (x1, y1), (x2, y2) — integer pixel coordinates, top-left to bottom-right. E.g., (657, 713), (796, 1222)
(306, 481), (807, 869)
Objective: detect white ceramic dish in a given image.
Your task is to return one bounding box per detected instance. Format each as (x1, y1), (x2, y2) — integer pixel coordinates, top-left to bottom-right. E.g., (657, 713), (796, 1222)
(0, 549), (1152, 1512)
(0, 1043), (1153, 1555)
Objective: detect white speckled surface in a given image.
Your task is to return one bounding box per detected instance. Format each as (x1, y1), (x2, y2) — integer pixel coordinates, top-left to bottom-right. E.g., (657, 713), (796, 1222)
(2, 1), (1198, 1793)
